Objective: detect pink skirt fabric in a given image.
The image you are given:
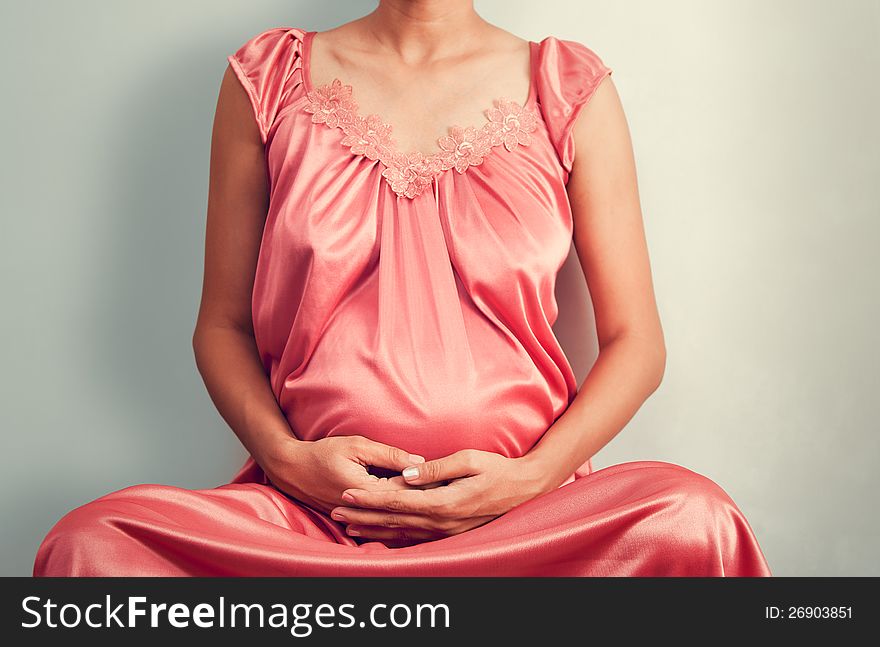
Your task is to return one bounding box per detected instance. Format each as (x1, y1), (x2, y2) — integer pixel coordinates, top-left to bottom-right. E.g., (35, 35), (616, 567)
(33, 459), (771, 576)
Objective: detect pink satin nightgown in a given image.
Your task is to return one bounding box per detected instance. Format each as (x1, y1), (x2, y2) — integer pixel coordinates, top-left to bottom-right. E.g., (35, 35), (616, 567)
(33, 26), (772, 576)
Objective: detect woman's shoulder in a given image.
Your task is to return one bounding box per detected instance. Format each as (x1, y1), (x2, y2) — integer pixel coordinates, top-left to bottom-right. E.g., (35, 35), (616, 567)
(533, 35), (614, 178)
(535, 34), (612, 84)
(228, 26), (308, 65)
(226, 26), (310, 144)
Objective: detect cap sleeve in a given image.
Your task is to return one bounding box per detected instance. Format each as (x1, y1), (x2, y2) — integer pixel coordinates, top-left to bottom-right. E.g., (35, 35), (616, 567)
(536, 37), (613, 180)
(226, 27), (306, 144)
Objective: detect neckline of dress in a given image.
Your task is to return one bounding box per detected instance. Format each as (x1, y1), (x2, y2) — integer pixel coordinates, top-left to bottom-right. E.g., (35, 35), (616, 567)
(301, 29), (539, 131)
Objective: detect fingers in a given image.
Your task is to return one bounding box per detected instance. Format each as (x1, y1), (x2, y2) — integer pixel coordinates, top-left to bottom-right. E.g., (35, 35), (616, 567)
(331, 505), (452, 535)
(353, 437), (425, 472)
(357, 475), (410, 492)
(400, 449), (480, 485)
(339, 486), (442, 515)
(343, 523), (446, 544)
(334, 511), (499, 542)
(351, 474), (447, 499)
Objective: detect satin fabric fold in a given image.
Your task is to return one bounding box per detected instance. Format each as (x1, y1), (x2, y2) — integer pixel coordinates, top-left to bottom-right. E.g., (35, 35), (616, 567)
(33, 26), (772, 577)
(34, 461), (770, 576)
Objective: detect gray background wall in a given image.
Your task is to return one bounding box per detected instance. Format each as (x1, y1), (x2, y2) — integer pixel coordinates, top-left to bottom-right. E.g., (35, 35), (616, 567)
(1, 0), (877, 576)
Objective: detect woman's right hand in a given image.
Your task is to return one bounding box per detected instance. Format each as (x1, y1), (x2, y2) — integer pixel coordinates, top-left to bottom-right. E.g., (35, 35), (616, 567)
(257, 434), (426, 515)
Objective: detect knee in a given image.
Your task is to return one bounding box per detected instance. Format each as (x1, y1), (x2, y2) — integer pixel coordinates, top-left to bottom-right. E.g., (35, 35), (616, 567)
(649, 462), (740, 549)
(656, 462), (733, 503)
(33, 488), (146, 577)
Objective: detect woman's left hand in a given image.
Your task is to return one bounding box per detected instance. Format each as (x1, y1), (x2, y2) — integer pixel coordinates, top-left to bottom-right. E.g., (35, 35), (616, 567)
(329, 449), (552, 544)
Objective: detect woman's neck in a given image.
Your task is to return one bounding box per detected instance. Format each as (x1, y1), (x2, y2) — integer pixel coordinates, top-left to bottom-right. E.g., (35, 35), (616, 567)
(360, 0), (489, 62)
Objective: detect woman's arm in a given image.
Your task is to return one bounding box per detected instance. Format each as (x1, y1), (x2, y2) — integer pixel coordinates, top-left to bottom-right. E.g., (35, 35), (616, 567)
(519, 74), (666, 490)
(191, 65), (295, 470)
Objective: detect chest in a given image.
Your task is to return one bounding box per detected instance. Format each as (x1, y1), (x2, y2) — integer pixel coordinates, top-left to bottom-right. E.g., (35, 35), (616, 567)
(306, 34), (535, 157)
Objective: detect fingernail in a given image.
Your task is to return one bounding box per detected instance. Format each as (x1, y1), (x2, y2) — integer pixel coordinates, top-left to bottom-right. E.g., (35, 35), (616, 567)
(408, 454), (426, 463)
(331, 510), (346, 521)
(402, 466), (420, 480)
(347, 527), (360, 536)
(341, 492), (355, 503)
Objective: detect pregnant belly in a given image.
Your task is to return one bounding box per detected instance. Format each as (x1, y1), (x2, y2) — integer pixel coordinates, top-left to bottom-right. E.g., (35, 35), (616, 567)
(276, 337), (559, 462)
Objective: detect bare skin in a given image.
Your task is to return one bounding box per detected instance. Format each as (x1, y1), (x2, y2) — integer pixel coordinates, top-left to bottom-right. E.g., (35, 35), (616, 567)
(193, 0), (664, 547)
(307, 7), (532, 156)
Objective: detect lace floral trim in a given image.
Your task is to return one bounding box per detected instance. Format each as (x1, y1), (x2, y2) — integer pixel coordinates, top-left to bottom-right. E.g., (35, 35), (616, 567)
(303, 78), (539, 199)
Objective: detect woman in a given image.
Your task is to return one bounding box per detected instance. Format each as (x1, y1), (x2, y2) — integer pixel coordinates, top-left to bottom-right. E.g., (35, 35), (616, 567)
(33, 1), (772, 576)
